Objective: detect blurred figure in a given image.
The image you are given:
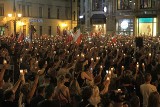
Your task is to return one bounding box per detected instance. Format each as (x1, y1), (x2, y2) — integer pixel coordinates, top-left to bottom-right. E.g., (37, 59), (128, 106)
(148, 91), (160, 107)
(30, 85), (45, 107)
(140, 73), (157, 107)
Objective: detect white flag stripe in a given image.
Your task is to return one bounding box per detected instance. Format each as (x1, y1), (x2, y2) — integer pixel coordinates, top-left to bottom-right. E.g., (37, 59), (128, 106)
(73, 29), (81, 42)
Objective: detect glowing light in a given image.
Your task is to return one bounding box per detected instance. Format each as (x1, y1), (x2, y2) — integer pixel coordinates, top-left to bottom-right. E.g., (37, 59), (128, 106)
(121, 20), (129, 29)
(8, 14), (12, 17)
(79, 15), (84, 19)
(17, 13), (22, 17)
(104, 6), (107, 12)
(61, 23), (67, 27)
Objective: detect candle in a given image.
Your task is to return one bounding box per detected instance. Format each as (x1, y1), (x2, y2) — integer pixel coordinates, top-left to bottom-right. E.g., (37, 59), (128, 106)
(122, 66), (124, 70)
(109, 70), (111, 75)
(3, 59), (7, 64)
(96, 57), (99, 60)
(81, 53), (85, 58)
(100, 65), (103, 69)
(20, 70), (23, 74)
(111, 67), (114, 71)
(91, 58), (94, 61)
(136, 62), (139, 68)
(20, 58), (22, 62)
(106, 70), (108, 74)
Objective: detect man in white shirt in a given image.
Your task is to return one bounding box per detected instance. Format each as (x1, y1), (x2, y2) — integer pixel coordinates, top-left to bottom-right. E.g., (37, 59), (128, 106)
(140, 73), (157, 107)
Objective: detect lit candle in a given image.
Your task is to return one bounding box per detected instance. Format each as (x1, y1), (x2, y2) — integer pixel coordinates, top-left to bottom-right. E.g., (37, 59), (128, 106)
(81, 53), (85, 58)
(96, 57), (99, 60)
(136, 62), (139, 68)
(91, 58), (94, 61)
(20, 70), (23, 74)
(111, 67), (114, 71)
(122, 66), (124, 70)
(100, 65), (103, 69)
(20, 58), (22, 63)
(109, 70), (111, 75)
(3, 59), (7, 64)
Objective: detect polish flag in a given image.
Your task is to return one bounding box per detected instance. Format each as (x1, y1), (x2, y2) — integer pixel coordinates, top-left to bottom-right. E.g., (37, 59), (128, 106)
(73, 29), (82, 45)
(66, 30), (73, 43)
(18, 33), (24, 43)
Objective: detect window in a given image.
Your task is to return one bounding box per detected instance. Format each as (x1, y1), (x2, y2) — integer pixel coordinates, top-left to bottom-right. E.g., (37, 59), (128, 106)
(48, 8), (51, 18)
(27, 5), (30, 17)
(117, 0), (132, 10)
(39, 7), (43, 18)
(92, 0), (105, 11)
(40, 26), (42, 36)
(65, 7), (69, 19)
(137, 18), (157, 36)
(48, 26), (51, 36)
(140, 0), (152, 9)
(57, 8), (59, 19)
(73, 11), (76, 21)
(18, 4), (21, 13)
(0, 4), (4, 16)
(116, 19), (134, 35)
(22, 5), (25, 16)
(23, 25), (26, 36)
(83, 0), (85, 12)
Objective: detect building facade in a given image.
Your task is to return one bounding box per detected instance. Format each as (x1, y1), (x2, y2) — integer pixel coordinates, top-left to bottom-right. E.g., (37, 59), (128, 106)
(80, 0), (160, 36)
(80, 0), (107, 35)
(0, 0), (78, 37)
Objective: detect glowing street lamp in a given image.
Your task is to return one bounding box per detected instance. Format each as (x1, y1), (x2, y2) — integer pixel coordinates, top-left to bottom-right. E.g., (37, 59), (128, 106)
(104, 6), (107, 13)
(61, 23), (67, 27)
(17, 13), (22, 17)
(8, 14), (12, 17)
(79, 15), (84, 19)
(7, 13), (22, 35)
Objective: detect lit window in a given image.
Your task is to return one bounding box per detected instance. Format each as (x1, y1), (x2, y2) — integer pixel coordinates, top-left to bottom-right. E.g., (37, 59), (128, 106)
(117, 0), (132, 10)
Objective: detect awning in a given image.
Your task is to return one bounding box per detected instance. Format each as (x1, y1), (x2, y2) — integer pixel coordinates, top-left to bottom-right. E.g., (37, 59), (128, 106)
(91, 14), (106, 24)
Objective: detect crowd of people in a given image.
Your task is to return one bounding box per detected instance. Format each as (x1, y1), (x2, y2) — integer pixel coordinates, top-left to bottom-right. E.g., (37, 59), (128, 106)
(0, 34), (160, 107)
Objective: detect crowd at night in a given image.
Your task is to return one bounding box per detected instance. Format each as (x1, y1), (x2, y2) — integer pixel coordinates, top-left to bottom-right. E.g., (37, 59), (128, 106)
(0, 34), (160, 107)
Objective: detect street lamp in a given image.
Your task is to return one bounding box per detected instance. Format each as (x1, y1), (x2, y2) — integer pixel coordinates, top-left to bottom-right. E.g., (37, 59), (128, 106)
(104, 6), (107, 35)
(79, 15), (83, 31)
(7, 0), (22, 36)
(104, 6), (107, 13)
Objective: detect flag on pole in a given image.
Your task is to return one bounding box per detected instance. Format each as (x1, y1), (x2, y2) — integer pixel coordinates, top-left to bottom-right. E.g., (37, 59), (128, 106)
(18, 33), (24, 43)
(57, 26), (60, 35)
(73, 29), (82, 45)
(66, 30), (73, 43)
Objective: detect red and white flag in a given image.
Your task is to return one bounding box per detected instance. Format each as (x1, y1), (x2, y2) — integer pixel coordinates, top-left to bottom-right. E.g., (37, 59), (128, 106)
(18, 33), (24, 43)
(73, 29), (82, 45)
(66, 30), (73, 43)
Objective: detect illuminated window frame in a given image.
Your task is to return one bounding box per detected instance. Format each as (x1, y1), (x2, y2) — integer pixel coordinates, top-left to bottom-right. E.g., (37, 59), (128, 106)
(117, 0), (132, 10)
(140, 0), (152, 9)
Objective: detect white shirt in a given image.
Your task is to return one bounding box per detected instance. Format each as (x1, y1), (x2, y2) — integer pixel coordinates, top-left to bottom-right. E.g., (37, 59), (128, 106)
(140, 83), (157, 107)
